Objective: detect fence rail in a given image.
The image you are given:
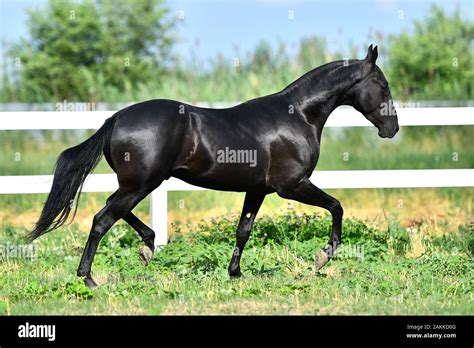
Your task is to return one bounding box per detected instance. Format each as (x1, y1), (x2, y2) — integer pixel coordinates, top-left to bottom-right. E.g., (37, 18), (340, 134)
(1, 107), (473, 247)
(1, 107), (474, 130)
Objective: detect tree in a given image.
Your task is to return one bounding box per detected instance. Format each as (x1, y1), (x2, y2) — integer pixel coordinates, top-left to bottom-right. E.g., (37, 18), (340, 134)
(8, 0), (176, 101)
(387, 5), (474, 100)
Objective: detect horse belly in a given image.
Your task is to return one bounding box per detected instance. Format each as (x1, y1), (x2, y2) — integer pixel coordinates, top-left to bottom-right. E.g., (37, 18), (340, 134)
(172, 139), (269, 192)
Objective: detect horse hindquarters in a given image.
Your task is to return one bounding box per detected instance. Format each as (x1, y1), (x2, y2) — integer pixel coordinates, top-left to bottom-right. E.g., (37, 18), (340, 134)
(78, 104), (185, 287)
(109, 102), (186, 188)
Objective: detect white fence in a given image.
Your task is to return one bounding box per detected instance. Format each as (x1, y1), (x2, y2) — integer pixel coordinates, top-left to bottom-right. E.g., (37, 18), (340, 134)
(1, 107), (473, 129)
(1, 107), (473, 247)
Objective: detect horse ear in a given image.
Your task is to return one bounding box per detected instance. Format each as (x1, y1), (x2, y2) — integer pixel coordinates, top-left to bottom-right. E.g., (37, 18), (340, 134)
(365, 44), (373, 61)
(372, 45), (378, 62)
(365, 44), (378, 65)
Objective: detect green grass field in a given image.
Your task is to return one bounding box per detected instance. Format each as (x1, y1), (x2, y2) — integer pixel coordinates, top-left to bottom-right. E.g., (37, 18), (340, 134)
(0, 211), (472, 315)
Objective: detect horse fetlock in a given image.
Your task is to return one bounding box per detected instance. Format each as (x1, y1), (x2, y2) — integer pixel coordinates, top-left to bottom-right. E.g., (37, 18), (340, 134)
(139, 245), (154, 266)
(143, 238), (155, 253)
(228, 264), (242, 278)
(229, 270), (243, 278)
(143, 231), (155, 246)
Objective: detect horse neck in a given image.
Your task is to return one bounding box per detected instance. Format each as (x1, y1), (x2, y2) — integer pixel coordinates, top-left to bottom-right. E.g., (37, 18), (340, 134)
(281, 60), (363, 130)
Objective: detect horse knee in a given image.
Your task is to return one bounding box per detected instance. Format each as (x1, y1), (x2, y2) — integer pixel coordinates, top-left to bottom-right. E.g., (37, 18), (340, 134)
(330, 201), (343, 218)
(143, 228), (155, 240)
(142, 229), (155, 246)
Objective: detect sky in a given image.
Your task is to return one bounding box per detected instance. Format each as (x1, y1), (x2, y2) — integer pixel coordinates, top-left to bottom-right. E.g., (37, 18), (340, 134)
(0, 0), (472, 64)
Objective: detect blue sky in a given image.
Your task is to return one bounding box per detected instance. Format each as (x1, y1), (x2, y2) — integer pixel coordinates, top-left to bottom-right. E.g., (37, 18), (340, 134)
(0, 0), (472, 64)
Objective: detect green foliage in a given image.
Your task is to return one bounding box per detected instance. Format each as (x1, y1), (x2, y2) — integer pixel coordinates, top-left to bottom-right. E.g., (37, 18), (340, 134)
(4, 0), (175, 102)
(2, 4), (471, 102)
(387, 5), (474, 100)
(0, 300), (9, 315)
(298, 37), (331, 71)
(62, 279), (94, 300)
(0, 212), (472, 314)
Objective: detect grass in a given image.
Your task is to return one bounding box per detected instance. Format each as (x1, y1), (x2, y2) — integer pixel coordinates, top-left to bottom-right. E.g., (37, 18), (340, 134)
(0, 211), (472, 315)
(1, 187), (471, 241)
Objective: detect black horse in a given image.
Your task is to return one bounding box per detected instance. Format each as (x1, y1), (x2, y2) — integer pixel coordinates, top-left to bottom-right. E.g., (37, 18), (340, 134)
(31, 45), (398, 288)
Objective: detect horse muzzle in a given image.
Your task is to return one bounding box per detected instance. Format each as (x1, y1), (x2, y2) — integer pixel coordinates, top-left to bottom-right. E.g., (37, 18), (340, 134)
(378, 124), (399, 138)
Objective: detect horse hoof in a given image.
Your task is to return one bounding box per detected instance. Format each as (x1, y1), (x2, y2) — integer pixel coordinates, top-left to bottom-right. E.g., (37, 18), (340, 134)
(139, 245), (154, 266)
(315, 249), (330, 271)
(83, 277), (98, 289)
(229, 271), (243, 279)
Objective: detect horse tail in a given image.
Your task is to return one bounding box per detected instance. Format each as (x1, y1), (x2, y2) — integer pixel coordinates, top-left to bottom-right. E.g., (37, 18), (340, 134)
(28, 117), (116, 241)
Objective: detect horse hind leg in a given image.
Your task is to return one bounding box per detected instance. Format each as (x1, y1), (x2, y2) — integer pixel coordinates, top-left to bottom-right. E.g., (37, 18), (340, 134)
(77, 187), (155, 288)
(123, 212), (155, 266)
(106, 192), (155, 265)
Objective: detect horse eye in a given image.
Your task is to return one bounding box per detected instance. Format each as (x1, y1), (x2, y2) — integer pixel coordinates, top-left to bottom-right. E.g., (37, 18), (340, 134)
(377, 81), (388, 89)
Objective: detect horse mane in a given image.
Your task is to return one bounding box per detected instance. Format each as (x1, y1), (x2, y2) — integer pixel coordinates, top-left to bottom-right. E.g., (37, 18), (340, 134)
(281, 59), (363, 95)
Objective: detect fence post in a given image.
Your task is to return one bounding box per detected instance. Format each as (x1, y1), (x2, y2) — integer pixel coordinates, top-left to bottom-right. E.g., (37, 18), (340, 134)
(150, 187), (168, 248)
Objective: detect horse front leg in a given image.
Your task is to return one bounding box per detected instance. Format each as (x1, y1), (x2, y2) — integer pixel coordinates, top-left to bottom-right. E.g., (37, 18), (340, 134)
(277, 178), (343, 271)
(228, 192), (266, 278)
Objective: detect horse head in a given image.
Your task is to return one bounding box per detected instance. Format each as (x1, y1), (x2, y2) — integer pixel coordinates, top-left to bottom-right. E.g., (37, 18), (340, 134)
(343, 45), (399, 138)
